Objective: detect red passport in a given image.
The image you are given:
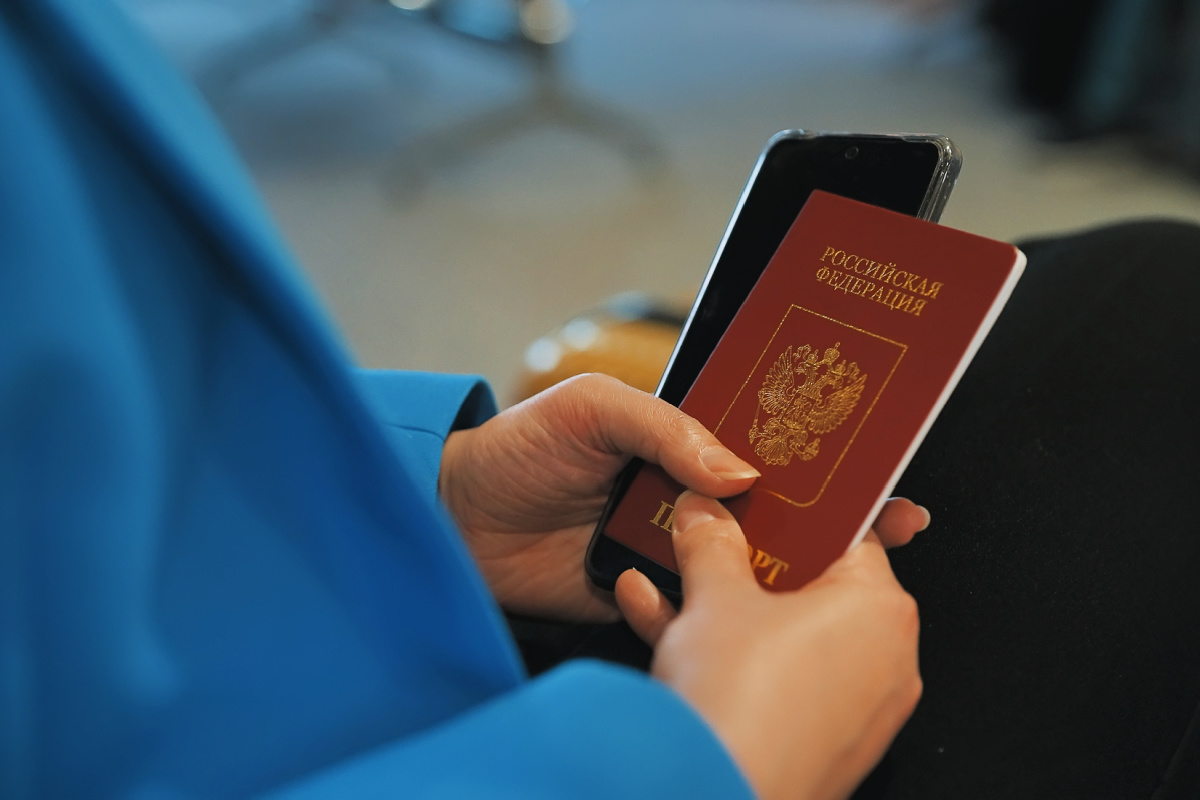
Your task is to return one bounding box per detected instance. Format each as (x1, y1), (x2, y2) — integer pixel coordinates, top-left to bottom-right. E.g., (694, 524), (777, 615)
(606, 190), (1026, 591)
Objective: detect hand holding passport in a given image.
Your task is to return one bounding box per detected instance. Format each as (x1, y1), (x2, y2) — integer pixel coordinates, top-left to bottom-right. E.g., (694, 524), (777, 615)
(604, 191), (1025, 591)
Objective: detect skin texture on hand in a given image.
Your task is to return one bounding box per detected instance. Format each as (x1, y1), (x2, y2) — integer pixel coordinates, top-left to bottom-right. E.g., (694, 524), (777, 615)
(439, 374), (761, 620)
(616, 492), (925, 800)
(441, 375), (927, 797)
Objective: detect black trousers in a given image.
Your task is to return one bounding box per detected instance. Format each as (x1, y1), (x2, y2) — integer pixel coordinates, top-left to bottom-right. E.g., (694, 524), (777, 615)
(860, 219), (1200, 799)
(509, 220), (1200, 799)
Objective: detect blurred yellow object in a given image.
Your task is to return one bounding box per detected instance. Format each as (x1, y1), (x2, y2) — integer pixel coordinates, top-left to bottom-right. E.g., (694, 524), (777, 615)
(511, 293), (688, 404)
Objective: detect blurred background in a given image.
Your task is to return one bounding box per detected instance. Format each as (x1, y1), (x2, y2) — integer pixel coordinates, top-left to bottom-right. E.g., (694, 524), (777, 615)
(120, 0), (1200, 405)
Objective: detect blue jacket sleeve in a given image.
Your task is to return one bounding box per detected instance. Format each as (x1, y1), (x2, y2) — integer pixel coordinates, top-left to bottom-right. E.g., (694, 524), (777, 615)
(341, 374), (756, 798)
(352, 369), (497, 503)
(264, 661), (755, 800)
(0, 2), (757, 796)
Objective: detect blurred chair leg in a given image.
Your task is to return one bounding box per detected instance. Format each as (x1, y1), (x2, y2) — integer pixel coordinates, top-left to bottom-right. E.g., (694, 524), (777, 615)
(194, 0), (364, 92)
(385, 30), (665, 201)
(182, 0), (666, 197)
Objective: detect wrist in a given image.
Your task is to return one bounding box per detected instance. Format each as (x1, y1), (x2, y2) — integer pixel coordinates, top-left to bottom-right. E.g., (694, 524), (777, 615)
(438, 427), (473, 525)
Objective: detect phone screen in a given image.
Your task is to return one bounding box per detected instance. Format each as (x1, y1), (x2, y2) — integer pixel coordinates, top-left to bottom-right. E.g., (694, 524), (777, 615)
(586, 132), (955, 595)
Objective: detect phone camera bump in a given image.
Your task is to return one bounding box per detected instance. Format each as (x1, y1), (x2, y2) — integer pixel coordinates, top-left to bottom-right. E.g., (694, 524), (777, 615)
(844, 146), (860, 160)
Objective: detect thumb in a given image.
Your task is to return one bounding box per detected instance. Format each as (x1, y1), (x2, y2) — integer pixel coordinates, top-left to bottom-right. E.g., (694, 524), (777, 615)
(615, 568), (677, 646)
(671, 492), (757, 601)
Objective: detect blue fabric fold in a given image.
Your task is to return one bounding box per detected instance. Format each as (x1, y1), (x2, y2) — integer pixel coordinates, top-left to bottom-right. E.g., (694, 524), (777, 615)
(0, 0), (750, 796)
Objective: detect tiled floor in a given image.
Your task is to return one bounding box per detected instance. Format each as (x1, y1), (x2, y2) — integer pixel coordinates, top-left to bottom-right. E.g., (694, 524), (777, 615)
(125, 0), (1200, 403)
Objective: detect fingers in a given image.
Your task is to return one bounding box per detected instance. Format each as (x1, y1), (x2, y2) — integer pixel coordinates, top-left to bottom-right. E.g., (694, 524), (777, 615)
(618, 491), (756, 645)
(831, 529), (891, 581)
(825, 528), (908, 599)
(615, 569), (677, 646)
(861, 528), (884, 547)
(553, 374), (759, 497)
(667, 491), (919, 603)
(871, 497), (930, 549)
(671, 491), (757, 599)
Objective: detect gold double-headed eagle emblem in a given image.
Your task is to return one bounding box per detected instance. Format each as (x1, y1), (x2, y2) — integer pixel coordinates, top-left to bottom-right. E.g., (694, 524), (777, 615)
(749, 342), (867, 466)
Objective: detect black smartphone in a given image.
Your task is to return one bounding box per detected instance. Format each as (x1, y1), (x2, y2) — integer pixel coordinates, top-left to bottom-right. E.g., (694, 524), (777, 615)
(585, 130), (961, 597)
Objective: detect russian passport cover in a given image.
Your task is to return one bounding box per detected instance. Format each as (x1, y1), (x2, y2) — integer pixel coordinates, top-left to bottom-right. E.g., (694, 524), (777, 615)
(606, 190), (1026, 591)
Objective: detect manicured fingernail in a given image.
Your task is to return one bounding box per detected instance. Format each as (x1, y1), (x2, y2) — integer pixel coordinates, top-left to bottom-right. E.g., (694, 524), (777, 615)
(672, 491), (717, 534)
(700, 446), (760, 481)
(917, 505), (931, 531)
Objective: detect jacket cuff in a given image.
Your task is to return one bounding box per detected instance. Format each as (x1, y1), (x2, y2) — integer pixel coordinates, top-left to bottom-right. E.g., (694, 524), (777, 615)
(353, 369), (497, 502)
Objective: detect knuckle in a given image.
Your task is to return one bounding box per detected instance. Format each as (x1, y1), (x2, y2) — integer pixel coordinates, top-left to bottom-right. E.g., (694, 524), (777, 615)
(705, 520), (746, 548)
(680, 516), (741, 547)
(843, 538), (877, 565)
(560, 372), (614, 401)
(913, 674), (925, 701)
(901, 675), (924, 715)
(829, 546), (877, 585)
(881, 587), (920, 640)
(544, 374), (626, 442)
(676, 517), (746, 560)
(648, 407), (711, 465)
(655, 403), (699, 442)
(893, 587), (919, 625)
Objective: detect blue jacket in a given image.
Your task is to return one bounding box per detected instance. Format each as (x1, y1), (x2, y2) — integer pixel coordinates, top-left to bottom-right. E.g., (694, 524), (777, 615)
(0, 0), (751, 796)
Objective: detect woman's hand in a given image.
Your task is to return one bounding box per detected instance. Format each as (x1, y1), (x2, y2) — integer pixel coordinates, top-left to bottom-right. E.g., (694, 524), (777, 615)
(439, 374), (760, 620)
(442, 374), (926, 796)
(617, 492), (924, 800)
(441, 371), (926, 630)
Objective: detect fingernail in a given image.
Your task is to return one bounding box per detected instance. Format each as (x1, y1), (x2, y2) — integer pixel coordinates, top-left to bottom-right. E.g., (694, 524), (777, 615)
(700, 446), (760, 481)
(917, 505), (932, 531)
(672, 491), (717, 534)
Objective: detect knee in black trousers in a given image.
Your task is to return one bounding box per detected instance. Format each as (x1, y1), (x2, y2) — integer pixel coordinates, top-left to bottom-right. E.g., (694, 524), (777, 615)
(863, 219), (1200, 799)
